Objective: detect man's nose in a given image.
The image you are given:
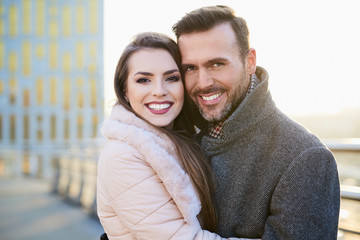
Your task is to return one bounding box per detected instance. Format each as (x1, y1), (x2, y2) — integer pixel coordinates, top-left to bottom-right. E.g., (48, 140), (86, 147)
(197, 68), (215, 89)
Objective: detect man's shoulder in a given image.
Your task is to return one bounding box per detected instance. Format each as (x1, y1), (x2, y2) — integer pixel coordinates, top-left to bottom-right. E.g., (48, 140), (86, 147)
(260, 110), (332, 161)
(273, 110), (324, 145)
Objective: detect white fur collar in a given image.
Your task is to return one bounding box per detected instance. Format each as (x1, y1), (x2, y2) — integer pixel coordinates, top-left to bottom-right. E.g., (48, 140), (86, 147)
(101, 104), (201, 224)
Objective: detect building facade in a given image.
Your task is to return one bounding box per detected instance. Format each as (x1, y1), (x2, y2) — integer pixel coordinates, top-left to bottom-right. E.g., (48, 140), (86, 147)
(0, 0), (104, 177)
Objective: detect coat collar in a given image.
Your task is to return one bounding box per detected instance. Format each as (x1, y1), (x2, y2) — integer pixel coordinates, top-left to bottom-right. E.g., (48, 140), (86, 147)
(200, 66), (277, 152)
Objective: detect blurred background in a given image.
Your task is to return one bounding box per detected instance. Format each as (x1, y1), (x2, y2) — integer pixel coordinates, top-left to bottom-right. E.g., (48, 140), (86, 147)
(0, 0), (359, 239)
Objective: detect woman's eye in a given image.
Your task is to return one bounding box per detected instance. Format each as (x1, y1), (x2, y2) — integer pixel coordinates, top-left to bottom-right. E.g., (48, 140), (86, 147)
(166, 76), (180, 82)
(136, 78), (149, 83)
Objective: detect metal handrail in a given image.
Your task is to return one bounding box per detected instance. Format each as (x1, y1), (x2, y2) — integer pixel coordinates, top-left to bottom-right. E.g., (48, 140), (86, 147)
(323, 138), (360, 201)
(341, 185), (360, 200)
(324, 138), (360, 151)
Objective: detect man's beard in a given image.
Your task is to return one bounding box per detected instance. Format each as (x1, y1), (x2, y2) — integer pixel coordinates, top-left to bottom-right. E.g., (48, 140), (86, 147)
(193, 72), (249, 123)
(198, 83), (246, 123)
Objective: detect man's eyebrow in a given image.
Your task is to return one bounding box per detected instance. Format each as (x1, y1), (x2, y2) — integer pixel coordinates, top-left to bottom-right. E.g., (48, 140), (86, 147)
(206, 57), (229, 65)
(181, 64), (194, 68)
(182, 58), (229, 68)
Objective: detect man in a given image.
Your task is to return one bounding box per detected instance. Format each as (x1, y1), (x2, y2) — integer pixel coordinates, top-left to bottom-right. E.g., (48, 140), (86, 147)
(173, 5), (340, 240)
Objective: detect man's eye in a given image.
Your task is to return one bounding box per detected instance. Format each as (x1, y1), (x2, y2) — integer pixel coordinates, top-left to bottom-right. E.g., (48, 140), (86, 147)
(184, 66), (195, 72)
(212, 62), (224, 68)
(136, 78), (150, 83)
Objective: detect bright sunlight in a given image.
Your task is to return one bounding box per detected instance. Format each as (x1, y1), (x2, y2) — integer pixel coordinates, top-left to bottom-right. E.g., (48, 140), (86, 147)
(104, 0), (360, 117)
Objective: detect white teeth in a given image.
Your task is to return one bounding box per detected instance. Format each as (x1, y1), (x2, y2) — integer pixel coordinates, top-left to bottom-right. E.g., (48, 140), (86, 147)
(201, 93), (222, 101)
(148, 103), (170, 111)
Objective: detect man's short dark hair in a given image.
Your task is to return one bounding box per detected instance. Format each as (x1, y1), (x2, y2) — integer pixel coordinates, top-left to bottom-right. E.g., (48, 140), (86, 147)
(172, 5), (250, 60)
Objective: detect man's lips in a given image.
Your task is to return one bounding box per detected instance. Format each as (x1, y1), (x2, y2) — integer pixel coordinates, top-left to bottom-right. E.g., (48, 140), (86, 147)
(198, 92), (223, 104)
(200, 93), (222, 101)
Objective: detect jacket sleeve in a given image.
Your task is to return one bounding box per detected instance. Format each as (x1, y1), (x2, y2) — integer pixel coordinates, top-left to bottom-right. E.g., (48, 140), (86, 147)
(262, 147), (340, 240)
(100, 141), (258, 240)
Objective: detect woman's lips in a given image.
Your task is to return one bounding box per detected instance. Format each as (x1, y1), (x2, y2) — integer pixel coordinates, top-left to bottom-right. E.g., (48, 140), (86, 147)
(146, 101), (173, 114)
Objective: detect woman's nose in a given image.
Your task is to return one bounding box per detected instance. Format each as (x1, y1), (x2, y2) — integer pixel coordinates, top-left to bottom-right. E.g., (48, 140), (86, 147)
(152, 81), (168, 96)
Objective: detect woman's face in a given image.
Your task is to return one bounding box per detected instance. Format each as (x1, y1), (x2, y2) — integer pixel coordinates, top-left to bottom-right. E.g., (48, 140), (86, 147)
(125, 48), (184, 128)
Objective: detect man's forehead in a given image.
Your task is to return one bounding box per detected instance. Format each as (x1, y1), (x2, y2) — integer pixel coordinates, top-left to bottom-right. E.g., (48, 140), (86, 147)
(179, 40), (237, 65)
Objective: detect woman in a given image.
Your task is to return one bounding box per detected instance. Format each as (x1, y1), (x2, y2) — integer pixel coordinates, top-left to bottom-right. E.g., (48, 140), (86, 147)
(97, 32), (254, 240)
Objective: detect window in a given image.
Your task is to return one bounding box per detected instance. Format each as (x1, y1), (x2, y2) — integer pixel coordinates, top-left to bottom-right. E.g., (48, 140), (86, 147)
(9, 5), (18, 37)
(22, 0), (31, 34)
(36, 78), (43, 105)
(22, 41), (31, 76)
(23, 89), (30, 107)
(36, 0), (45, 36)
(50, 115), (56, 139)
(23, 115), (29, 140)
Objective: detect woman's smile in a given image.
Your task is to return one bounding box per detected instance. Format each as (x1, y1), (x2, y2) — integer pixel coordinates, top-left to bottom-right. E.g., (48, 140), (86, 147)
(146, 101), (174, 114)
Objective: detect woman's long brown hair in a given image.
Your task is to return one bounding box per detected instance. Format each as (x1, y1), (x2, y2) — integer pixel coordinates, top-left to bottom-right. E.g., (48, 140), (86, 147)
(113, 32), (217, 231)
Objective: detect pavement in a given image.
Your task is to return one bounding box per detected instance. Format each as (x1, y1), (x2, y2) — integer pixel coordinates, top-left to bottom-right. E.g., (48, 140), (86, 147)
(0, 177), (104, 240)
(339, 197), (360, 240)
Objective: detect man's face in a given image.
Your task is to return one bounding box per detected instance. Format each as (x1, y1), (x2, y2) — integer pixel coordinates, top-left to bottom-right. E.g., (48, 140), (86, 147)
(178, 23), (254, 123)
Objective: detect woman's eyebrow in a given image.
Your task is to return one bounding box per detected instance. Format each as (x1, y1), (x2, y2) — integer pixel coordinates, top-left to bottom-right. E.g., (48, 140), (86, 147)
(163, 69), (179, 75)
(133, 71), (153, 77)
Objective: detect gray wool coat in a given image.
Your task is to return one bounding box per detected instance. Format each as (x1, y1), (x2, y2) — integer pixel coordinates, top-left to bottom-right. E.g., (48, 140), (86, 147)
(197, 67), (340, 240)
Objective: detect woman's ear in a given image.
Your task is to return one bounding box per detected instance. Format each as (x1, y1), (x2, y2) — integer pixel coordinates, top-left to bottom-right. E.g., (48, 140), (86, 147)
(247, 48), (257, 74)
(123, 88), (129, 102)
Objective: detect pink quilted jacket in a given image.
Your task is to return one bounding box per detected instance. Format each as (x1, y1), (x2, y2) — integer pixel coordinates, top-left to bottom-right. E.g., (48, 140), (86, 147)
(96, 105), (249, 240)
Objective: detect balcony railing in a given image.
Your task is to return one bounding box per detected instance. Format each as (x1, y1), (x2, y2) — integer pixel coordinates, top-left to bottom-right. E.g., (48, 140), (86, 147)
(1, 138), (359, 237)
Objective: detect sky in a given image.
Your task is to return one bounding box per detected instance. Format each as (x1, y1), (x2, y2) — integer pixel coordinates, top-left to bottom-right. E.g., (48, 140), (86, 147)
(103, 0), (360, 117)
